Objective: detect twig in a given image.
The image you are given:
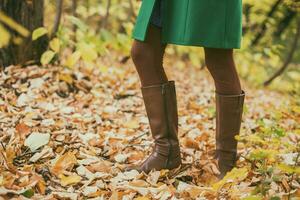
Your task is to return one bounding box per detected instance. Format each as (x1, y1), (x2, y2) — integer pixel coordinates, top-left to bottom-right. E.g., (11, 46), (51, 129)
(128, 131), (149, 143)
(0, 141), (6, 150)
(101, 0), (112, 28)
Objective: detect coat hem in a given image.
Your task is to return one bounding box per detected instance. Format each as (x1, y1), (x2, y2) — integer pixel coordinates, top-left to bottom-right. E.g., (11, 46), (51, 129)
(132, 33), (241, 49)
(161, 38), (241, 49)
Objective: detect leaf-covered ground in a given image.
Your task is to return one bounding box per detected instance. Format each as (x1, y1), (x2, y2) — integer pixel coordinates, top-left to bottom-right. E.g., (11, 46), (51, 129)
(0, 53), (299, 199)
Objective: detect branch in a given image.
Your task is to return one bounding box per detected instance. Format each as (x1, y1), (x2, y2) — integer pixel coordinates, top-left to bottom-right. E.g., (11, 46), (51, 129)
(101, 0), (112, 28)
(50, 0), (63, 39)
(264, 18), (300, 86)
(71, 0), (77, 51)
(273, 9), (296, 38)
(251, 0), (283, 46)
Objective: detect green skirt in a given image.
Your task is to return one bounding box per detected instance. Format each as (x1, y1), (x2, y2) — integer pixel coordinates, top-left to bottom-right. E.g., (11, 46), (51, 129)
(132, 0), (243, 49)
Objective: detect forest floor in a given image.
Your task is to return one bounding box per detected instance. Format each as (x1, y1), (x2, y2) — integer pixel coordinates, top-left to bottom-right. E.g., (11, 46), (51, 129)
(0, 52), (299, 199)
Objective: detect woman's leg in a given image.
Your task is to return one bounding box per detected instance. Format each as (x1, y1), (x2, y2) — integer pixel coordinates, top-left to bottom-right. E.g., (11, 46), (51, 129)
(131, 24), (168, 87)
(204, 48), (242, 95)
(128, 24), (181, 173)
(204, 48), (245, 179)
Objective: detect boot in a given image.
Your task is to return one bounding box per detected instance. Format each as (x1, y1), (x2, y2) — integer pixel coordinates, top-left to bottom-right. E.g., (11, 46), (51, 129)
(127, 80), (182, 173)
(215, 91), (245, 179)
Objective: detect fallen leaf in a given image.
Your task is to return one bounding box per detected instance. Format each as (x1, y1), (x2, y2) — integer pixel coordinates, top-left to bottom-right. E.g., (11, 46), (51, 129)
(82, 186), (98, 197)
(183, 137), (199, 150)
(114, 153), (129, 163)
(24, 132), (50, 152)
(15, 123), (31, 139)
(123, 119), (140, 129)
(51, 151), (77, 176)
(147, 171), (160, 186)
(52, 192), (78, 200)
(212, 167), (249, 191)
(59, 174), (82, 187)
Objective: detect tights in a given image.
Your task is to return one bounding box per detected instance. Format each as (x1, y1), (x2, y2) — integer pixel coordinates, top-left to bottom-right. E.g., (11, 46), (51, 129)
(131, 24), (168, 86)
(131, 24), (242, 95)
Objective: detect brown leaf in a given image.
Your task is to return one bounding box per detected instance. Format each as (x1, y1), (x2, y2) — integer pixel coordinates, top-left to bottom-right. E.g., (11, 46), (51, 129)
(128, 151), (144, 163)
(183, 137), (200, 150)
(15, 123), (31, 139)
(281, 179), (291, 192)
(51, 151), (77, 176)
(86, 161), (111, 173)
(36, 179), (46, 195)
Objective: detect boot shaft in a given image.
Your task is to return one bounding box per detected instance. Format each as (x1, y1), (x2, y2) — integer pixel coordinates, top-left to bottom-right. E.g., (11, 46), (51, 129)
(215, 91), (245, 153)
(141, 81), (179, 145)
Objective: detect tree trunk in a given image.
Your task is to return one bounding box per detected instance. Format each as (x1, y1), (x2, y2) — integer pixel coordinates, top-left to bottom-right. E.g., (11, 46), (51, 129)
(0, 0), (48, 67)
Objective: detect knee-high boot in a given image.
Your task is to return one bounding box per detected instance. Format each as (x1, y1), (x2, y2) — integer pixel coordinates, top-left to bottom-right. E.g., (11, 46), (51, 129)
(215, 91), (245, 179)
(128, 81), (182, 173)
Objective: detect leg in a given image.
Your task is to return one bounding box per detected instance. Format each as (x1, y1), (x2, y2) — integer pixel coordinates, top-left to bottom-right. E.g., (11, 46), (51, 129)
(127, 25), (181, 173)
(204, 48), (242, 95)
(204, 48), (245, 179)
(131, 24), (168, 87)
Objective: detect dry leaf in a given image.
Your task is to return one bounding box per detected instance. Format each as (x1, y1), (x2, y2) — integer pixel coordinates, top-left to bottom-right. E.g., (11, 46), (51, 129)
(51, 151), (77, 176)
(24, 132), (50, 152)
(59, 174), (82, 187)
(15, 123), (31, 139)
(183, 137), (199, 150)
(123, 119), (140, 129)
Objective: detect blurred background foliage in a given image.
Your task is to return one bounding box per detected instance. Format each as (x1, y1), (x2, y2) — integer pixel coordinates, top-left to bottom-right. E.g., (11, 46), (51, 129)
(0, 0), (300, 96)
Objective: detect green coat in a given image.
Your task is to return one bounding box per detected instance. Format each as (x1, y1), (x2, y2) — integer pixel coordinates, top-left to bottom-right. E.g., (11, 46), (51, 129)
(132, 0), (243, 49)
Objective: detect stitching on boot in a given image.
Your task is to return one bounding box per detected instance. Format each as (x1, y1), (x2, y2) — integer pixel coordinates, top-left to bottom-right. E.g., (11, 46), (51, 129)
(162, 83), (172, 168)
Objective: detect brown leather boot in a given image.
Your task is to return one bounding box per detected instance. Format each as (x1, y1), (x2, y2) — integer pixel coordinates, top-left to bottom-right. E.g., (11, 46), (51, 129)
(215, 91), (245, 179)
(127, 81), (182, 173)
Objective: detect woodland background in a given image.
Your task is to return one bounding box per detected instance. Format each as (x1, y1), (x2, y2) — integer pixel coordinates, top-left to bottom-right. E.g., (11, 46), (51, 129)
(0, 0), (299, 199)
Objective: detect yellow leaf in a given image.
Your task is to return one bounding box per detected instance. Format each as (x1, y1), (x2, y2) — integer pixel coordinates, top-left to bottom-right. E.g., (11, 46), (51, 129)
(59, 73), (73, 84)
(13, 36), (23, 45)
(78, 43), (97, 62)
(134, 197), (151, 200)
(277, 163), (300, 175)
(0, 24), (10, 48)
(99, 65), (108, 73)
(292, 106), (300, 114)
(212, 167), (248, 191)
(32, 27), (48, 41)
(49, 38), (60, 53)
(64, 51), (81, 69)
(59, 174), (82, 187)
(0, 175), (3, 186)
(123, 119), (140, 129)
(0, 11), (29, 37)
(242, 196), (263, 200)
(51, 152), (77, 176)
(40, 50), (56, 65)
